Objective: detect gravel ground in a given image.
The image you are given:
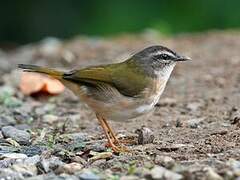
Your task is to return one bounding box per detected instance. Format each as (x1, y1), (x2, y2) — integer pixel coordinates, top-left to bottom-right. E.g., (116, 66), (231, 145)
(0, 31), (240, 179)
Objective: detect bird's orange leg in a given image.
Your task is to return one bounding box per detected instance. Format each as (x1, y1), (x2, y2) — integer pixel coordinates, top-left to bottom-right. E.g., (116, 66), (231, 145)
(102, 118), (134, 146)
(101, 117), (129, 152)
(96, 114), (122, 152)
(101, 118), (119, 144)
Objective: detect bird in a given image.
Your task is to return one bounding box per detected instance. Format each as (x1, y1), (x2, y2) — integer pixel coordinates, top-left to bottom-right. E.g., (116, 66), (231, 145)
(18, 45), (191, 152)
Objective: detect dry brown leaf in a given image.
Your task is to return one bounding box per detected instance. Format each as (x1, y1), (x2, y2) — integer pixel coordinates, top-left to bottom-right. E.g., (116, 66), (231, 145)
(20, 72), (65, 95)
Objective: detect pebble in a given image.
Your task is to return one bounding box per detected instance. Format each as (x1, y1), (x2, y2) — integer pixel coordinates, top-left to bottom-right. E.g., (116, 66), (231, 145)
(11, 164), (37, 177)
(205, 167), (223, 180)
(39, 156), (65, 173)
(26, 173), (61, 180)
(154, 155), (175, 168)
(149, 166), (182, 180)
(186, 102), (203, 112)
(86, 142), (107, 152)
(22, 155), (41, 165)
(69, 132), (89, 142)
(56, 162), (83, 174)
(20, 145), (47, 157)
(187, 117), (205, 129)
(15, 124), (31, 130)
(42, 114), (59, 124)
(0, 153), (28, 160)
(77, 169), (100, 180)
(0, 168), (24, 180)
(2, 126), (30, 145)
(135, 126), (155, 145)
(60, 174), (79, 180)
(120, 175), (139, 180)
(0, 115), (16, 127)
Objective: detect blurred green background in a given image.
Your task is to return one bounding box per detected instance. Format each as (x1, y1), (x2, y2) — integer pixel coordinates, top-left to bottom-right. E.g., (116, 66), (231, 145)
(0, 0), (240, 45)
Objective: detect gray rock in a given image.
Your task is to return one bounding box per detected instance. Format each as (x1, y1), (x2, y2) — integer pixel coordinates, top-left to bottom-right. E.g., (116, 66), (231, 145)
(20, 145), (47, 157)
(205, 167), (223, 180)
(2, 126), (30, 145)
(56, 162), (83, 174)
(77, 169), (100, 180)
(120, 175), (140, 180)
(23, 155), (41, 165)
(70, 133), (89, 142)
(59, 174), (79, 180)
(39, 156), (65, 173)
(15, 124), (31, 130)
(0, 168), (24, 180)
(0, 153), (28, 160)
(11, 164), (37, 177)
(135, 126), (155, 145)
(187, 118), (205, 129)
(26, 173), (61, 180)
(155, 155), (175, 168)
(0, 115), (16, 127)
(150, 166), (182, 180)
(42, 114), (59, 124)
(86, 142), (107, 152)
(186, 102), (204, 112)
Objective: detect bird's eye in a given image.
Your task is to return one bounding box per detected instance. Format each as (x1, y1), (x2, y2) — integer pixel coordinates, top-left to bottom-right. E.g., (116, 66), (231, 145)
(154, 53), (171, 60)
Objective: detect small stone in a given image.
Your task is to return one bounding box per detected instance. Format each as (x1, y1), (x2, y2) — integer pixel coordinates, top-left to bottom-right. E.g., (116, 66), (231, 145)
(135, 126), (154, 145)
(0, 168), (24, 180)
(0, 86), (15, 102)
(42, 114), (59, 123)
(77, 169), (100, 180)
(71, 156), (87, 165)
(2, 126), (30, 145)
(22, 155), (41, 165)
(70, 133), (89, 142)
(20, 145), (47, 157)
(89, 151), (112, 162)
(187, 118), (205, 129)
(35, 103), (56, 115)
(86, 142), (107, 152)
(26, 173), (59, 180)
(229, 107), (240, 127)
(186, 102), (203, 112)
(157, 97), (177, 107)
(227, 159), (240, 176)
(60, 174), (79, 180)
(4, 97), (22, 108)
(205, 167), (223, 180)
(15, 124), (31, 131)
(154, 155), (175, 168)
(0, 115), (16, 127)
(39, 156), (65, 173)
(120, 175), (139, 180)
(0, 153), (28, 160)
(11, 164), (37, 177)
(56, 162), (83, 174)
(150, 166), (182, 180)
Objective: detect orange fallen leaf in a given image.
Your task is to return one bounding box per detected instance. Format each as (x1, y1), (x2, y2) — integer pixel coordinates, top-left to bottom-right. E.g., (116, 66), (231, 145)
(20, 72), (65, 95)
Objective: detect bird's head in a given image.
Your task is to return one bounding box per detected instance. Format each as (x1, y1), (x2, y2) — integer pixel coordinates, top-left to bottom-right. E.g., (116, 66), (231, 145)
(130, 45), (191, 79)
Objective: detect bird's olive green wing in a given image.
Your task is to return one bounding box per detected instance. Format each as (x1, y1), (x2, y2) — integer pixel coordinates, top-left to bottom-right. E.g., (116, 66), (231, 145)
(63, 61), (150, 97)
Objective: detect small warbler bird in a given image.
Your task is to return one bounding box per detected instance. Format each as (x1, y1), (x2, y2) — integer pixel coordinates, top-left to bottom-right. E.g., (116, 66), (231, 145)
(18, 45), (190, 152)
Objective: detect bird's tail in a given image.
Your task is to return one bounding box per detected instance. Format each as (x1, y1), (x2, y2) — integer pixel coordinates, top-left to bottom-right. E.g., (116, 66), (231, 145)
(18, 64), (64, 79)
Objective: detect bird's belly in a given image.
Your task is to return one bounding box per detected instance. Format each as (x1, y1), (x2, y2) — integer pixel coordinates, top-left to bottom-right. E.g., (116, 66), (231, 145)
(87, 97), (157, 121)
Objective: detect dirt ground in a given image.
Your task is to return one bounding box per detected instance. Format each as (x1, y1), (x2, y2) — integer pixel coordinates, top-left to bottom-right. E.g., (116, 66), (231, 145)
(0, 31), (240, 179)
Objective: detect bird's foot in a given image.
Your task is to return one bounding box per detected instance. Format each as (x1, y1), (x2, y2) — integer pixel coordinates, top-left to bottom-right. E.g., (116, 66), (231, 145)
(105, 141), (130, 153)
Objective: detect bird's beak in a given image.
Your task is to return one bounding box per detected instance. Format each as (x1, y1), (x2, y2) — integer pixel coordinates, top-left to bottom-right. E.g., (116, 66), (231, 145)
(175, 55), (192, 61)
